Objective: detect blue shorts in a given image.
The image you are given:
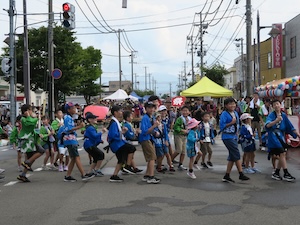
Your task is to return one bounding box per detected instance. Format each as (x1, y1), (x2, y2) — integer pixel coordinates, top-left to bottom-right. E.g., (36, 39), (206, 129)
(155, 146), (169, 157)
(223, 139), (240, 162)
(43, 143), (53, 150)
(66, 145), (79, 158)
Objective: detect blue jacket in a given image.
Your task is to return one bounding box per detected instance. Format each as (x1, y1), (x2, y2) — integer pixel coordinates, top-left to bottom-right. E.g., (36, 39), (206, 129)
(83, 125), (103, 149)
(199, 121), (215, 141)
(107, 120), (126, 153)
(153, 123), (169, 148)
(162, 117), (171, 133)
(239, 124), (255, 151)
(186, 129), (199, 152)
(265, 111), (296, 149)
(123, 121), (136, 141)
(62, 114), (78, 146)
(139, 114), (154, 142)
(220, 110), (239, 140)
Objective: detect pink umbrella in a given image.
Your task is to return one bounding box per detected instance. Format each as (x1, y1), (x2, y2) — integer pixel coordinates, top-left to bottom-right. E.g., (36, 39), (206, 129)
(83, 105), (109, 120)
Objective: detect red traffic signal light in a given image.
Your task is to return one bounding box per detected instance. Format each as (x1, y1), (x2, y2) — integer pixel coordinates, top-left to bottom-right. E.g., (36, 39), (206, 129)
(63, 3), (70, 11)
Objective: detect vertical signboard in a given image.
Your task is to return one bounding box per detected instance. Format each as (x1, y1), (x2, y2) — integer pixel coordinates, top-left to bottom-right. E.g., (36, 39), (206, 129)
(272, 23), (283, 68)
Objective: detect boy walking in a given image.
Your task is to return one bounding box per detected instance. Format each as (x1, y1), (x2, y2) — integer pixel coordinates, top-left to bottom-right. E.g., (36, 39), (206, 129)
(17, 104), (45, 182)
(220, 98), (249, 183)
(61, 102), (95, 182)
(139, 101), (161, 184)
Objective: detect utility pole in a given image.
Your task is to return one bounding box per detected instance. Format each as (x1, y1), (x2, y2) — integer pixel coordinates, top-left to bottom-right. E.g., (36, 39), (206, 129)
(169, 83), (172, 98)
(144, 67), (147, 90)
(23, 0), (31, 105)
(191, 42), (195, 82)
(9, 0), (16, 126)
(148, 73), (151, 91)
(245, 0), (252, 95)
(236, 38), (244, 93)
(253, 38), (256, 87)
(257, 11), (261, 86)
(200, 12), (204, 77)
(118, 29), (122, 89)
(134, 73), (137, 90)
(48, 0), (54, 119)
(154, 80), (157, 95)
(130, 51), (135, 90)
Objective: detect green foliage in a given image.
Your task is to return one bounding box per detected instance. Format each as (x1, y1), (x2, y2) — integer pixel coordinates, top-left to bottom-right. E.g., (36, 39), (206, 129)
(133, 89), (154, 97)
(1, 25), (102, 105)
(203, 63), (227, 87)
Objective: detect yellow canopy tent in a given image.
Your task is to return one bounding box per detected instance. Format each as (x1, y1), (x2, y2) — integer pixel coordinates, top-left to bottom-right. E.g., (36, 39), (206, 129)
(180, 76), (233, 97)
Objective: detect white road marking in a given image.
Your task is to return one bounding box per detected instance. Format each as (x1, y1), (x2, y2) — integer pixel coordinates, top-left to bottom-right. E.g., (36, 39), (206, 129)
(1, 149), (9, 152)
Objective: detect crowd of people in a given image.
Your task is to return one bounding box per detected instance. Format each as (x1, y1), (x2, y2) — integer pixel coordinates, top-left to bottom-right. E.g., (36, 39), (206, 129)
(0, 93), (299, 184)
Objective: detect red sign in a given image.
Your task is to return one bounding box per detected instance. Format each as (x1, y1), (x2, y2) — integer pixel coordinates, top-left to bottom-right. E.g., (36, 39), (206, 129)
(272, 23), (283, 68)
(171, 96), (186, 107)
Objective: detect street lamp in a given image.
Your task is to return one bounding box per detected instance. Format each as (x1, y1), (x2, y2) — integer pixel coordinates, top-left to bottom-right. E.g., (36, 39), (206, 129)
(257, 11), (280, 86)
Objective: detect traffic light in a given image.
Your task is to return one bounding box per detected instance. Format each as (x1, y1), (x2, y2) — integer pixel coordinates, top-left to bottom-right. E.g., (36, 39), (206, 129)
(1, 57), (12, 75)
(62, 2), (75, 30)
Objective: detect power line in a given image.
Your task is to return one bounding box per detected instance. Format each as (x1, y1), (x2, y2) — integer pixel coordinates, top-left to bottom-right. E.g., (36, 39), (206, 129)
(91, 0), (115, 31)
(208, 0), (232, 27)
(122, 30), (136, 52)
(84, 0), (112, 32)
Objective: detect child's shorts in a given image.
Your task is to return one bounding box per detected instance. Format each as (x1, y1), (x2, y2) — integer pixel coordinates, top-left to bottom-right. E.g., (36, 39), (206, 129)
(141, 140), (156, 162)
(223, 139), (240, 162)
(66, 145), (79, 158)
(42, 143), (53, 150)
(201, 142), (212, 155)
(155, 146), (169, 157)
(116, 143), (136, 164)
(174, 134), (186, 154)
(59, 147), (69, 156)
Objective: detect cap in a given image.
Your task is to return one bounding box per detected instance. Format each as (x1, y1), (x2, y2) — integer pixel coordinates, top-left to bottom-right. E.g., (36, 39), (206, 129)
(85, 112), (98, 120)
(158, 105), (167, 111)
(144, 101), (156, 108)
(65, 102), (74, 111)
(240, 113), (254, 121)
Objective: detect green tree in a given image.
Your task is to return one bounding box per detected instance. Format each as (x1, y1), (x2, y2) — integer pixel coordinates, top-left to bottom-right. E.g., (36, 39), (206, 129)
(133, 89), (154, 97)
(76, 46), (102, 104)
(202, 63), (228, 87)
(2, 25), (102, 106)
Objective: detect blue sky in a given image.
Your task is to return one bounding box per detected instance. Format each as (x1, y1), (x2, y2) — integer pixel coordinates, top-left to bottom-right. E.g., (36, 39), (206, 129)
(1, 0), (299, 96)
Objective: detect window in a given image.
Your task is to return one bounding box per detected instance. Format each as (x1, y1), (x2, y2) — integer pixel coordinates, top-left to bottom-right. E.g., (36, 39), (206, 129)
(290, 36), (296, 58)
(268, 52), (272, 69)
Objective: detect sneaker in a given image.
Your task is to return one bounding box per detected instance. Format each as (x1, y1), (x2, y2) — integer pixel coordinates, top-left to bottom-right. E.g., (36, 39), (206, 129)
(178, 165), (187, 171)
(251, 167), (261, 173)
(0, 175), (5, 181)
(133, 168), (143, 173)
(187, 171), (197, 179)
(0, 168), (5, 174)
(244, 168), (255, 174)
(82, 173), (95, 181)
(193, 164), (200, 170)
(64, 176), (77, 182)
(169, 167), (176, 172)
(201, 162), (209, 169)
(48, 164), (58, 171)
(222, 175), (235, 183)
(172, 159), (179, 164)
(93, 169), (104, 177)
(63, 165), (68, 171)
(239, 174), (250, 181)
(207, 161), (213, 167)
(272, 173), (282, 181)
(22, 162), (33, 171)
(283, 173), (296, 182)
(242, 163), (246, 168)
(59, 165), (64, 172)
(121, 168), (129, 175)
(17, 175), (30, 182)
(17, 166), (23, 172)
(156, 168), (165, 173)
(41, 165), (49, 171)
(123, 165), (136, 175)
(109, 175), (124, 183)
(54, 162), (59, 167)
(142, 175), (150, 182)
(147, 176), (161, 184)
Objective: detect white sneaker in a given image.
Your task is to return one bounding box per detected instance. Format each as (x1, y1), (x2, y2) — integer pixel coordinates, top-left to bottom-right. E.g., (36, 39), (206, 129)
(41, 165), (49, 170)
(17, 166), (23, 172)
(193, 164), (200, 170)
(244, 168), (255, 174)
(178, 165), (187, 171)
(48, 164), (58, 170)
(0, 168), (5, 174)
(187, 172), (196, 179)
(251, 167), (261, 173)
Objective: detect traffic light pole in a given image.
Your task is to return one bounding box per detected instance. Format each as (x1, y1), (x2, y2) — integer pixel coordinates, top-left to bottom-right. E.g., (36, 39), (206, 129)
(48, 0), (54, 120)
(9, 0), (16, 126)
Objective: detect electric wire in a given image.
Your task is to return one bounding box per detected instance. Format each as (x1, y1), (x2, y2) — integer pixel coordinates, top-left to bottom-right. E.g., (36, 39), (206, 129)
(122, 30), (136, 52)
(91, 0), (116, 32)
(208, 0), (232, 27)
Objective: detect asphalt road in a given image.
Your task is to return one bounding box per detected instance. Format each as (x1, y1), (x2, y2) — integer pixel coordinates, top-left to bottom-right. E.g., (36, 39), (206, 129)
(1, 134), (300, 225)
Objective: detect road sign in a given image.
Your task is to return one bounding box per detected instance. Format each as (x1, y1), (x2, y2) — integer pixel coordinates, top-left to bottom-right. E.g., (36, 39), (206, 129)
(52, 68), (62, 79)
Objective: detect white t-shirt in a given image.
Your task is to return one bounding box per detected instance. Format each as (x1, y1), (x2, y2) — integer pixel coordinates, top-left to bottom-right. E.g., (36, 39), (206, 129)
(204, 122), (211, 143)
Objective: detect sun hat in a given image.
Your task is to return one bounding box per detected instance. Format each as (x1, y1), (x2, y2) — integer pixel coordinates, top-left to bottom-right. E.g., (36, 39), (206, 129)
(240, 113), (254, 121)
(158, 105), (167, 111)
(187, 118), (200, 130)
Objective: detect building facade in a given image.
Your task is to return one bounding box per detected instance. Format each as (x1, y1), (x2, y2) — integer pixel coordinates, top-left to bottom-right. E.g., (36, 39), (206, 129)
(109, 80), (132, 92)
(285, 14), (300, 78)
